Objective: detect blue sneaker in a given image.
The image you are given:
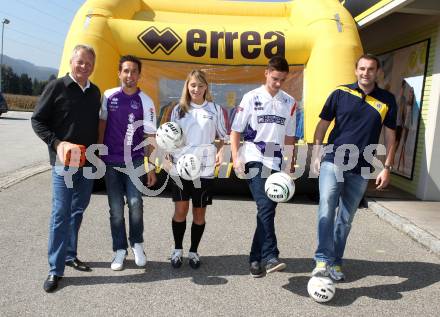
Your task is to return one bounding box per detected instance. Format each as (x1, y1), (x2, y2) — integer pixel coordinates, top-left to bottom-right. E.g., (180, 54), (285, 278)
(311, 261), (328, 277)
(265, 258), (286, 273)
(329, 265), (345, 281)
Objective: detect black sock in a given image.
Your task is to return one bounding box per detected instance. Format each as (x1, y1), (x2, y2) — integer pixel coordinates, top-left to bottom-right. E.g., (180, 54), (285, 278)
(172, 219), (186, 249)
(189, 222), (205, 253)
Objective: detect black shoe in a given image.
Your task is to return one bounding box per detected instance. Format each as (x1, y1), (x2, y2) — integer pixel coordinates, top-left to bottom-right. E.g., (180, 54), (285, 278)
(249, 261), (265, 278)
(359, 197), (368, 209)
(188, 252), (201, 269)
(43, 275), (62, 293)
(65, 258), (92, 272)
(170, 249), (183, 268)
(265, 258), (286, 273)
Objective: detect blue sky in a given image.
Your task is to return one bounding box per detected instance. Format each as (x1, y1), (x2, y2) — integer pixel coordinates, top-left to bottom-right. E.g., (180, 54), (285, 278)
(0, 0), (288, 69)
(0, 0), (84, 69)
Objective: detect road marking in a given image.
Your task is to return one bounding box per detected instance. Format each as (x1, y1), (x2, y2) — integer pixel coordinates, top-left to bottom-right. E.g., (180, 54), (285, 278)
(0, 162), (50, 191)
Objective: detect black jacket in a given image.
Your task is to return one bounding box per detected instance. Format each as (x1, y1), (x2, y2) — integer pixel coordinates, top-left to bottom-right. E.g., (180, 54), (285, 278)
(31, 74), (101, 165)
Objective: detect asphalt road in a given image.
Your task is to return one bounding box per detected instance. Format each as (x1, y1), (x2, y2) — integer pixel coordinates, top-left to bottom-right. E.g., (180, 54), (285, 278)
(0, 111), (48, 176)
(1, 171), (439, 316)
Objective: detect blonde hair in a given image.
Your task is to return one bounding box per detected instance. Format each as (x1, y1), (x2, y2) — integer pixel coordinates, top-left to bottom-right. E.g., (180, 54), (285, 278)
(178, 70), (213, 118)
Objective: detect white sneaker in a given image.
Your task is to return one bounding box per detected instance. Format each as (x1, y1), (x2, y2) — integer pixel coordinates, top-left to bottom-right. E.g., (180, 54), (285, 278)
(111, 249), (127, 271)
(132, 243), (147, 267)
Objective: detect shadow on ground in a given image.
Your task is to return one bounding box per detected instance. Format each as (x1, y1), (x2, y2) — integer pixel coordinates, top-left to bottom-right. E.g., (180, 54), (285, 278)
(282, 258), (440, 306)
(57, 256), (439, 306)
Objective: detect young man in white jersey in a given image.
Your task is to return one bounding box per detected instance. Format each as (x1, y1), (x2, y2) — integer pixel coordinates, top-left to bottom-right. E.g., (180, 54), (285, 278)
(169, 70), (227, 269)
(231, 56), (297, 277)
(98, 55), (157, 271)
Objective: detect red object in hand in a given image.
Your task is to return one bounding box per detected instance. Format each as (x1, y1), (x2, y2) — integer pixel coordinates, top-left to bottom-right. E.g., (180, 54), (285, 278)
(64, 144), (86, 167)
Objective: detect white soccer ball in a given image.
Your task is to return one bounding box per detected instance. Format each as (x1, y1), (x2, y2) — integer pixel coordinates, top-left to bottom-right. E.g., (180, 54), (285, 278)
(156, 122), (183, 152)
(307, 276), (336, 303)
(264, 172), (295, 203)
(176, 154), (201, 180)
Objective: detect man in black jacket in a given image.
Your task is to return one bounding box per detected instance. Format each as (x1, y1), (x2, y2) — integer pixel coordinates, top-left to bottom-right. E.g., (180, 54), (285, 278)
(32, 44), (101, 292)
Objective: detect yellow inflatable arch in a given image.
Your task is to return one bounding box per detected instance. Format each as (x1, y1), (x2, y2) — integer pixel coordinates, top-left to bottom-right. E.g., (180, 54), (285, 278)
(59, 0), (362, 143)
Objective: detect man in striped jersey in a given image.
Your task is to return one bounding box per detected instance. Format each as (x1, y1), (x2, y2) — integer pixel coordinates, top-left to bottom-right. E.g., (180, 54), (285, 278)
(230, 56), (297, 278)
(98, 55), (157, 271)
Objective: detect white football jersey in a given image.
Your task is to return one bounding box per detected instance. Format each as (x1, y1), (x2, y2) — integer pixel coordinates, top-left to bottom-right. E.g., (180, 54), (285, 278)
(231, 85), (296, 171)
(170, 101), (228, 178)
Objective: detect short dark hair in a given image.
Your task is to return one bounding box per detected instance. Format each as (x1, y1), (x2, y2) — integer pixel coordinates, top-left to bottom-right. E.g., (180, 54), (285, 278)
(267, 56), (289, 73)
(356, 53), (381, 69)
(119, 55), (142, 73)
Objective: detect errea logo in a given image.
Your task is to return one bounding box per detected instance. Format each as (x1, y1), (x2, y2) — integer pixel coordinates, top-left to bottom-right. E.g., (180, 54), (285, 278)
(138, 27), (182, 55)
(138, 27), (285, 59)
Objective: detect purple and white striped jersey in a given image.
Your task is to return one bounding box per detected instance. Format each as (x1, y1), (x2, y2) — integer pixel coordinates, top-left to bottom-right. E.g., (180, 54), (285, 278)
(100, 87), (156, 164)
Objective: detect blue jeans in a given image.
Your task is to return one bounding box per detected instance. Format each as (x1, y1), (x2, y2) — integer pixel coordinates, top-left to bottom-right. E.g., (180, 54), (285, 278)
(314, 161), (369, 266)
(48, 166), (94, 276)
(104, 159), (144, 251)
(246, 162), (279, 263)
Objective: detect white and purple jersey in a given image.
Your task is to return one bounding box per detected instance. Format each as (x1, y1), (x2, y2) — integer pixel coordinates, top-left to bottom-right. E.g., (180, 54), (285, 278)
(231, 85), (296, 171)
(100, 87), (156, 164)
(170, 101), (228, 178)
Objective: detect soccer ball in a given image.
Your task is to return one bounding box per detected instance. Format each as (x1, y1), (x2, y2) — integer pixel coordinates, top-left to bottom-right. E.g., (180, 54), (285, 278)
(176, 154), (201, 180)
(264, 172), (295, 203)
(156, 122), (183, 152)
(307, 276), (336, 303)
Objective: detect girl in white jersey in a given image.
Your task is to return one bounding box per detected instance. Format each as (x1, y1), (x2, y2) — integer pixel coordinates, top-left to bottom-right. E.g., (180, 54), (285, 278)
(169, 70), (227, 269)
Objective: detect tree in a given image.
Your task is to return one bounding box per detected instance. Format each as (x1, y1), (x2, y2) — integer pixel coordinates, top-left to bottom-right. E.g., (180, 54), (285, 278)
(1, 65), (55, 96)
(32, 78), (40, 95)
(1, 65), (21, 94)
(1, 65), (15, 93)
(19, 73), (33, 95)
